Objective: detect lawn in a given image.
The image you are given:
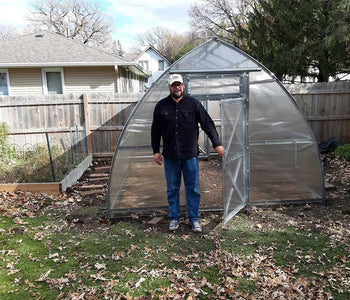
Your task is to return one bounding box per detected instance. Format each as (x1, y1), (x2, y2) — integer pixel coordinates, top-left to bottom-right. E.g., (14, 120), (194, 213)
(0, 155), (349, 299)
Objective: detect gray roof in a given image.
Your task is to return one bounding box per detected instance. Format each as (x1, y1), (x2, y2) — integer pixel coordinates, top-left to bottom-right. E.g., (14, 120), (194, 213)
(0, 31), (148, 76)
(125, 45), (169, 62)
(124, 53), (139, 61)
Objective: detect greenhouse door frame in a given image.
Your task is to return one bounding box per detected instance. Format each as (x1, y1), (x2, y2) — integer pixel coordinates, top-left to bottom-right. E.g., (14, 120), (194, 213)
(172, 69), (259, 223)
(221, 73), (250, 224)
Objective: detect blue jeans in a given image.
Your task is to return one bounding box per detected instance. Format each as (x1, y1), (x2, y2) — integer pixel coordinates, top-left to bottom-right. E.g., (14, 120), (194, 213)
(164, 157), (200, 222)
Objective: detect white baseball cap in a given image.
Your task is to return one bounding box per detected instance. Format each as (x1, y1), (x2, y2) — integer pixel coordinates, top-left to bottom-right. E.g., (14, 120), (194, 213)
(168, 74), (183, 86)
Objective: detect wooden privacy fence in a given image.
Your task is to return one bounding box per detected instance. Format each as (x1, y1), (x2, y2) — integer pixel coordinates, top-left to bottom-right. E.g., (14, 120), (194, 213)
(0, 81), (349, 154)
(0, 93), (141, 154)
(288, 81), (350, 144)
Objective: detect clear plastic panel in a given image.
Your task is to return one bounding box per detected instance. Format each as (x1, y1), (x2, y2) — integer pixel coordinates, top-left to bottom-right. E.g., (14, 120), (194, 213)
(248, 74), (324, 204)
(172, 40), (259, 71)
(221, 98), (247, 222)
(250, 142), (323, 203)
(108, 74), (171, 214)
(187, 74), (240, 97)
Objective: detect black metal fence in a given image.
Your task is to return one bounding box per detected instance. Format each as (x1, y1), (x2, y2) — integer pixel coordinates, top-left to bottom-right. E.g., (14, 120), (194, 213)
(0, 125), (88, 183)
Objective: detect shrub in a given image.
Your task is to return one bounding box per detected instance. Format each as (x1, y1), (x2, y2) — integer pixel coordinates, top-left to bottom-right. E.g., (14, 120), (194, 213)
(0, 122), (10, 161)
(334, 144), (350, 161)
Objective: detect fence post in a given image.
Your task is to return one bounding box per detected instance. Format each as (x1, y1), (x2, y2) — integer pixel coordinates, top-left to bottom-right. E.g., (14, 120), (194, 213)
(82, 93), (94, 153)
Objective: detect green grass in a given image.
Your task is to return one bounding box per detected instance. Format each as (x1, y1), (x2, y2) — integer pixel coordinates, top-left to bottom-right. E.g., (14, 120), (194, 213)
(0, 204), (349, 299)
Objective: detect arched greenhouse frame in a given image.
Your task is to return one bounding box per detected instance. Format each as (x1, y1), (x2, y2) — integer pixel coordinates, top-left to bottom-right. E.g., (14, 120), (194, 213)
(108, 38), (324, 224)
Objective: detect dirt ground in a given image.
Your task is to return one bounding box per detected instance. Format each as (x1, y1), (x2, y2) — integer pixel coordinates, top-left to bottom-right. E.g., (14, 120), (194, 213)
(0, 152), (349, 236)
(63, 153), (350, 235)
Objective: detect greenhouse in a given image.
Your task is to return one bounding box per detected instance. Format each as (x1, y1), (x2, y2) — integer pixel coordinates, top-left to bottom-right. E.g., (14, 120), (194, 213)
(108, 38), (324, 223)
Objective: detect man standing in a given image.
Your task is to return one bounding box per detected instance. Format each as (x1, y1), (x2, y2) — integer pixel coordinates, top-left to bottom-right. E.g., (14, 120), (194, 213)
(151, 74), (225, 232)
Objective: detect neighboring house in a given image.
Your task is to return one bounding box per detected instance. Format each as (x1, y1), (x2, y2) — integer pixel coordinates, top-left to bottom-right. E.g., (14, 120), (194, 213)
(0, 31), (148, 96)
(125, 45), (170, 89)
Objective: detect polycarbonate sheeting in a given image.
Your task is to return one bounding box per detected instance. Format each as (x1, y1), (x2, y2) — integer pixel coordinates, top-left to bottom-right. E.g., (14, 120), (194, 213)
(108, 38), (324, 220)
(248, 75), (324, 205)
(171, 39), (258, 71)
(187, 74), (241, 97)
(221, 98), (247, 222)
(108, 74), (171, 215)
(250, 142), (323, 204)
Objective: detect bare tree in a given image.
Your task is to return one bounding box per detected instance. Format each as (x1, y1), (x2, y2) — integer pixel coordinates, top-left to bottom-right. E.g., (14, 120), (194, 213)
(26, 0), (114, 47)
(134, 27), (172, 56)
(189, 0), (255, 47)
(0, 25), (20, 40)
(134, 27), (204, 62)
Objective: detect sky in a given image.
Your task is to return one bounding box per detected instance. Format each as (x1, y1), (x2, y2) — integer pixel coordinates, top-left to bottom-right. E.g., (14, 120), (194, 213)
(0, 0), (200, 51)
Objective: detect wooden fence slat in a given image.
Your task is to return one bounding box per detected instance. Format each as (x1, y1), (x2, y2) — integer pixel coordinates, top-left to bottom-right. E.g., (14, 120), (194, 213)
(291, 81), (350, 143)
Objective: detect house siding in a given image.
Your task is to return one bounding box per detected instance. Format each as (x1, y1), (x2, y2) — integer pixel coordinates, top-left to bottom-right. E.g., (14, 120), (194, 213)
(136, 48), (169, 88)
(7, 66), (144, 96)
(64, 66), (117, 94)
(10, 68), (43, 95)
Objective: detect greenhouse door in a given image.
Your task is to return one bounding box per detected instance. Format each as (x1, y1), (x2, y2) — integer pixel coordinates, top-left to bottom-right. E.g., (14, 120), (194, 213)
(221, 73), (250, 223)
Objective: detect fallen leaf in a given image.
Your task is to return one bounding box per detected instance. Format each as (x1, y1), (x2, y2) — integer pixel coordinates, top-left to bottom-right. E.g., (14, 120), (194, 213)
(94, 262), (106, 270)
(135, 277), (146, 288)
(37, 269), (52, 282)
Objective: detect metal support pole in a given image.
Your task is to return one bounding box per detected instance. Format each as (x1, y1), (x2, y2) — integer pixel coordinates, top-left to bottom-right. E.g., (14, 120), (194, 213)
(240, 72), (250, 208)
(45, 132), (56, 182)
(76, 124), (80, 161)
(203, 99), (210, 156)
(69, 126), (75, 165)
(183, 74), (191, 95)
(82, 122), (88, 157)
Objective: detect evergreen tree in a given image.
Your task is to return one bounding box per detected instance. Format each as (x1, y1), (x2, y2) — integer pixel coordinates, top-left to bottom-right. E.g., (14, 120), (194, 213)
(241, 0), (349, 82)
(190, 0), (350, 82)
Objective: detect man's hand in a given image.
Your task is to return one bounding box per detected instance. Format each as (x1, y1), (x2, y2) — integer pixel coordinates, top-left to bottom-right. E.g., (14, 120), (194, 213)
(215, 145), (225, 157)
(154, 153), (162, 165)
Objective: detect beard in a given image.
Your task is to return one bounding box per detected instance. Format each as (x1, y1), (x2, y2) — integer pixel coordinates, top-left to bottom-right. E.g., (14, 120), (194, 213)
(171, 90), (183, 99)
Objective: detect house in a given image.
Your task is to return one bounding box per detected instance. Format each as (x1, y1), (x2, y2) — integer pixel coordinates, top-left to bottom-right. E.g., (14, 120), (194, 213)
(125, 45), (170, 89)
(0, 31), (148, 96)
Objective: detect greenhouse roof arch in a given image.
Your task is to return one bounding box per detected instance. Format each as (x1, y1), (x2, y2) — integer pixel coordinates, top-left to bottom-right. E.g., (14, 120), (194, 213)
(108, 38), (324, 223)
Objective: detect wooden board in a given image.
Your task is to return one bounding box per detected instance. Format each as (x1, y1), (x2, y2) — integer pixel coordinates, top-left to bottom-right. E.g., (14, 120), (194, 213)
(0, 183), (60, 194)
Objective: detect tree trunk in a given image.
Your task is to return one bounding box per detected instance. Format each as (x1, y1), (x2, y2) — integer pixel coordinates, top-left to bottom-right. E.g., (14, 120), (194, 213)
(317, 49), (330, 82)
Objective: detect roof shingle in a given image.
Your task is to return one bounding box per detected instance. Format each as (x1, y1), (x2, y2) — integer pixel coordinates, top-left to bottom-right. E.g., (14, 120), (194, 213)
(0, 31), (128, 66)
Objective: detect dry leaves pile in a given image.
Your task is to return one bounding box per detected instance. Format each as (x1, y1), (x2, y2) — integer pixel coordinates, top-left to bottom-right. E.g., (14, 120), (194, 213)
(0, 191), (80, 221)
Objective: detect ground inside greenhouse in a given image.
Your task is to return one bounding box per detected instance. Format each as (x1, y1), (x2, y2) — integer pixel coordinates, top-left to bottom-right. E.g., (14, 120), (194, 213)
(111, 156), (322, 213)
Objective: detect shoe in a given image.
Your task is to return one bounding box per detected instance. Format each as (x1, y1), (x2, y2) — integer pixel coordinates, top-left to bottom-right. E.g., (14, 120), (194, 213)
(169, 219), (180, 231)
(190, 221), (202, 233)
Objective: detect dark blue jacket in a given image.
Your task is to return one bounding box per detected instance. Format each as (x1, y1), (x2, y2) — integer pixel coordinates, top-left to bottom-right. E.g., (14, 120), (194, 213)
(151, 95), (221, 159)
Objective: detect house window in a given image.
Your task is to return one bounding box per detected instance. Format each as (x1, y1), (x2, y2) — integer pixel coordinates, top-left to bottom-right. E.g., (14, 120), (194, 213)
(119, 68), (127, 93)
(0, 69), (10, 95)
(42, 68), (65, 94)
(158, 60), (164, 71)
(128, 71), (134, 93)
(138, 60), (149, 71)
